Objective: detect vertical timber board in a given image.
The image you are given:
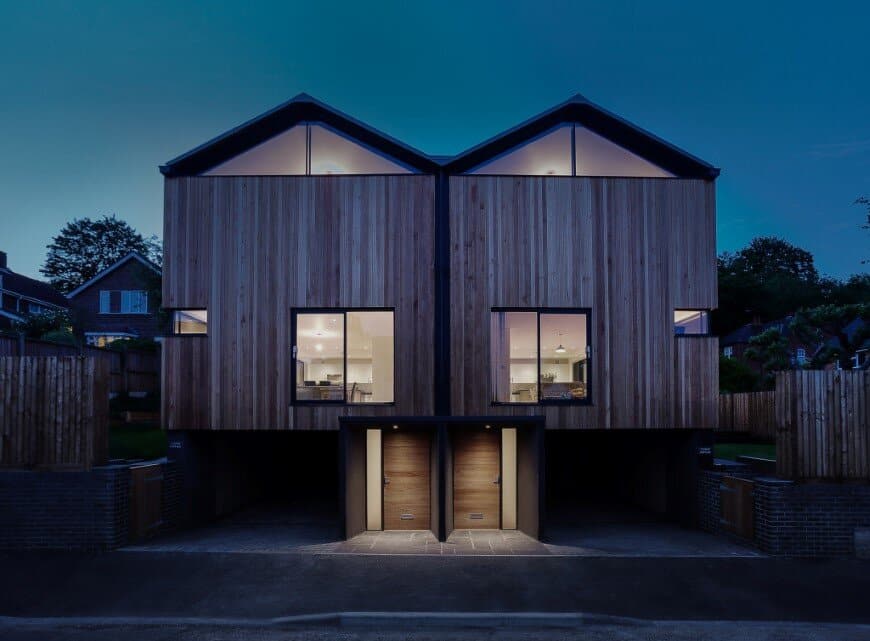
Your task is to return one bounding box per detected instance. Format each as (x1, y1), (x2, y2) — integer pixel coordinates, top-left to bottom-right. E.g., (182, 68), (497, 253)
(448, 177), (716, 429)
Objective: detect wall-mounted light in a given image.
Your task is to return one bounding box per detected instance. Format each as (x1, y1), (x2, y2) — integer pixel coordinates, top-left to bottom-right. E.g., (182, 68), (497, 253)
(392, 424), (399, 430)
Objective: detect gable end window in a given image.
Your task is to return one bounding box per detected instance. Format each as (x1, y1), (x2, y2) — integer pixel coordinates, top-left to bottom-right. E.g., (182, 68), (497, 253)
(292, 308), (395, 405)
(491, 308), (591, 405)
(99, 290), (149, 314)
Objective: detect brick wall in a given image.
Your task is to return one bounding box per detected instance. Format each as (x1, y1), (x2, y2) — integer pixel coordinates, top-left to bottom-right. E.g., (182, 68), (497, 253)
(0, 459), (180, 551)
(754, 478), (870, 556)
(698, 470), (870, 557)
(0, 465), (129, 550)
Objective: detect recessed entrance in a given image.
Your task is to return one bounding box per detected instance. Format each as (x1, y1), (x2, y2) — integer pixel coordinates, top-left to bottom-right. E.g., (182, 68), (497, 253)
(453, 429), (501, 528)
(340, 417), (543, 541)
(382, 430), (430, 530)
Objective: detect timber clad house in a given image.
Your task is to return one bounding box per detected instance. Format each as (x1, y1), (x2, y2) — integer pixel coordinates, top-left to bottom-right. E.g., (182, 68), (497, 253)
(160, 94), (720, 540)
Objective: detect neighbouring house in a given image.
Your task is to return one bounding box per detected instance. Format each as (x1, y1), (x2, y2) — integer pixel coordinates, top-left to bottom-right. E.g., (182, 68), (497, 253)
(823, 318), (870, 370)
(720, 315), (816, 371)
(160, 93), (720, 539)
(0, 250), (68, 329)
(66, 252), (162, 347)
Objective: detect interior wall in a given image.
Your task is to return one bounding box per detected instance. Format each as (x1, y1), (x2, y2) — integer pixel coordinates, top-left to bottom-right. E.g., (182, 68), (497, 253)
(344, 428), (367, 538)
(516, 426), (542, 539)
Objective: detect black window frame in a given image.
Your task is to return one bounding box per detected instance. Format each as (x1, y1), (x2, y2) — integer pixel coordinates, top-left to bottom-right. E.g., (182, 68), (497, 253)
(167, 308), (209, 336)
(291, 307), (396, 406)
(490, 307), (593, 407)
(673, 308), (712, 337)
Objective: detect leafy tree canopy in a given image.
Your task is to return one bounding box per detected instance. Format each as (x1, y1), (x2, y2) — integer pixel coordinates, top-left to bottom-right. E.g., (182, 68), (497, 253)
(40, 215), (161, 293)
(719, 355), (759, 393)
(715, 237), (824, 335)
(13, 309), (72, 340)
(744, 328), (792, 390)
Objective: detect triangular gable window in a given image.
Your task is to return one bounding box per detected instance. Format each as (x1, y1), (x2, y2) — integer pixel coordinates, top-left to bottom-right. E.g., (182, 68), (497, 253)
(470, 125), (573, 176)
(468, 124), (673, 177)
(203, 123), (414, 176)
(574, 127), (672, 177)
(205, 125), (307, 175)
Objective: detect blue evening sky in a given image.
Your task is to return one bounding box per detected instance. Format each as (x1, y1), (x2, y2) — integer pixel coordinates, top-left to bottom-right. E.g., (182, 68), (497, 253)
(1, 1), (868, 279)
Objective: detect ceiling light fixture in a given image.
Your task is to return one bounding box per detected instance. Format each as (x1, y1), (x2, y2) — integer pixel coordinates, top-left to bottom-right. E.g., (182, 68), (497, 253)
(555, 344), (566, 354)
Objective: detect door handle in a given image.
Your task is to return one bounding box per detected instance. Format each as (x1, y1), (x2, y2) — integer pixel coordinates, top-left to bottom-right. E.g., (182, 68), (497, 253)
(494, 475), (501, 484)
(383, 477), (390, 485)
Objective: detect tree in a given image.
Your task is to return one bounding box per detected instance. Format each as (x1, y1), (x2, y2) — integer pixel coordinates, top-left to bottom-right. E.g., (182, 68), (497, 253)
(715, 237), (824, 336)
(791, 303), (870, 368)
(719, 355), (759, 393)
(40, 215), (161, 293)
(13, 309), (73, 340)
(744, 328), (792, 390)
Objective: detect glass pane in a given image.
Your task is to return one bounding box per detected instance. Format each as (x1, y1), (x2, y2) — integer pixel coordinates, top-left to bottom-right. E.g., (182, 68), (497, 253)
(674, 310), (709, 335)
(310, 124), (412, 175)
(491, 311), (538, 403)
(172, 310), (207, 334)
(203, 125), (307, 176)
(540, 313), (588, 401)
(295, 312), (345, 401)
(346, 311), (394, 403)
(574, 126), (673, 177)
(470, 125), (572, 176)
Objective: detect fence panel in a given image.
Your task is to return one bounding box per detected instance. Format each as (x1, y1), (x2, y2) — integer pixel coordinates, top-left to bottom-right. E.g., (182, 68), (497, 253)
(775, 370), (870, 480)
(718, 391), (776, 439)
(0, 335), (158, 395)
(0, 356), (109, 469)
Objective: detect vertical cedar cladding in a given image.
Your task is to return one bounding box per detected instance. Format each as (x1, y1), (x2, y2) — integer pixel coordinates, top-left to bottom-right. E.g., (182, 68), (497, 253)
(448, 176), (717, 429)
(161, 175), (436, 430)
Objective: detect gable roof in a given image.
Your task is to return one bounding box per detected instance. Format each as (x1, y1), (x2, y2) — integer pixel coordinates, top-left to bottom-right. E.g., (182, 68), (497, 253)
(721, 316), (798, 347)
(442, 94), (720, 179)
(66, 252), (161, 299)
(160, 93), (440, 176)
(0, 265), (68, 309)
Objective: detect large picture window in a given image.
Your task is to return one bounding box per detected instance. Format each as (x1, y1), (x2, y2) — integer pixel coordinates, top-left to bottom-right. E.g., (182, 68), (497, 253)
(491, 309), (591, 405)
(293, 309), (395, 404)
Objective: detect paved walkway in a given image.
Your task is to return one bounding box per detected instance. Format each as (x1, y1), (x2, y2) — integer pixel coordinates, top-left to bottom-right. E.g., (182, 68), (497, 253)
(125, 503), (759, 557)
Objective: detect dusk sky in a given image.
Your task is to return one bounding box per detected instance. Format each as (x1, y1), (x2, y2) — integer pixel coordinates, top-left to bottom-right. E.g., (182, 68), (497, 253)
(2, 1), (868, 280)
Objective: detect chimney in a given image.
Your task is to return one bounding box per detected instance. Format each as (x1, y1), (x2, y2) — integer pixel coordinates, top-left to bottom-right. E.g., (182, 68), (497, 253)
(0, 251), (6, 270)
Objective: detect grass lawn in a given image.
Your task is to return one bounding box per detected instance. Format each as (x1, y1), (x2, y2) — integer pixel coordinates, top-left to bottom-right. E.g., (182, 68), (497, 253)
(109, 423), (167, 461)
(714, 442), (776, 461)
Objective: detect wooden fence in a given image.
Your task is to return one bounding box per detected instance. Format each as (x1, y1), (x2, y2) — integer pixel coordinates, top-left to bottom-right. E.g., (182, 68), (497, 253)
(718, 391), (776, 439)
(0, 357), (110, 469)
(776, 370), (870, 481)
(0, 335), (159, 396)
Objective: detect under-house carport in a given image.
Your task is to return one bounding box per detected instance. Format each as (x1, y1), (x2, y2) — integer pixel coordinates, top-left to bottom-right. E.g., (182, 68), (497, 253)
(166, 430), (341, 534)
(543, 428), (721, 555)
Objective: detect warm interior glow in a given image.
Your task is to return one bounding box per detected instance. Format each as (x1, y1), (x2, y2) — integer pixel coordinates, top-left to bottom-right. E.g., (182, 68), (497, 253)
(501, 428), (517, 530)
(366, 429), (382, 531)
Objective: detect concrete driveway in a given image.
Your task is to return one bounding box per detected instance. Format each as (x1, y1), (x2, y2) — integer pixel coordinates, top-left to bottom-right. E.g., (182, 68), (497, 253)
(125, 502), (758, 557)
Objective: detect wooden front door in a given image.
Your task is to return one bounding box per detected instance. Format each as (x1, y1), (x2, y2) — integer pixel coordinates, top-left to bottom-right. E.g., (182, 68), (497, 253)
(382, 430), (430, 530)
(453, 429), (501, 528)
